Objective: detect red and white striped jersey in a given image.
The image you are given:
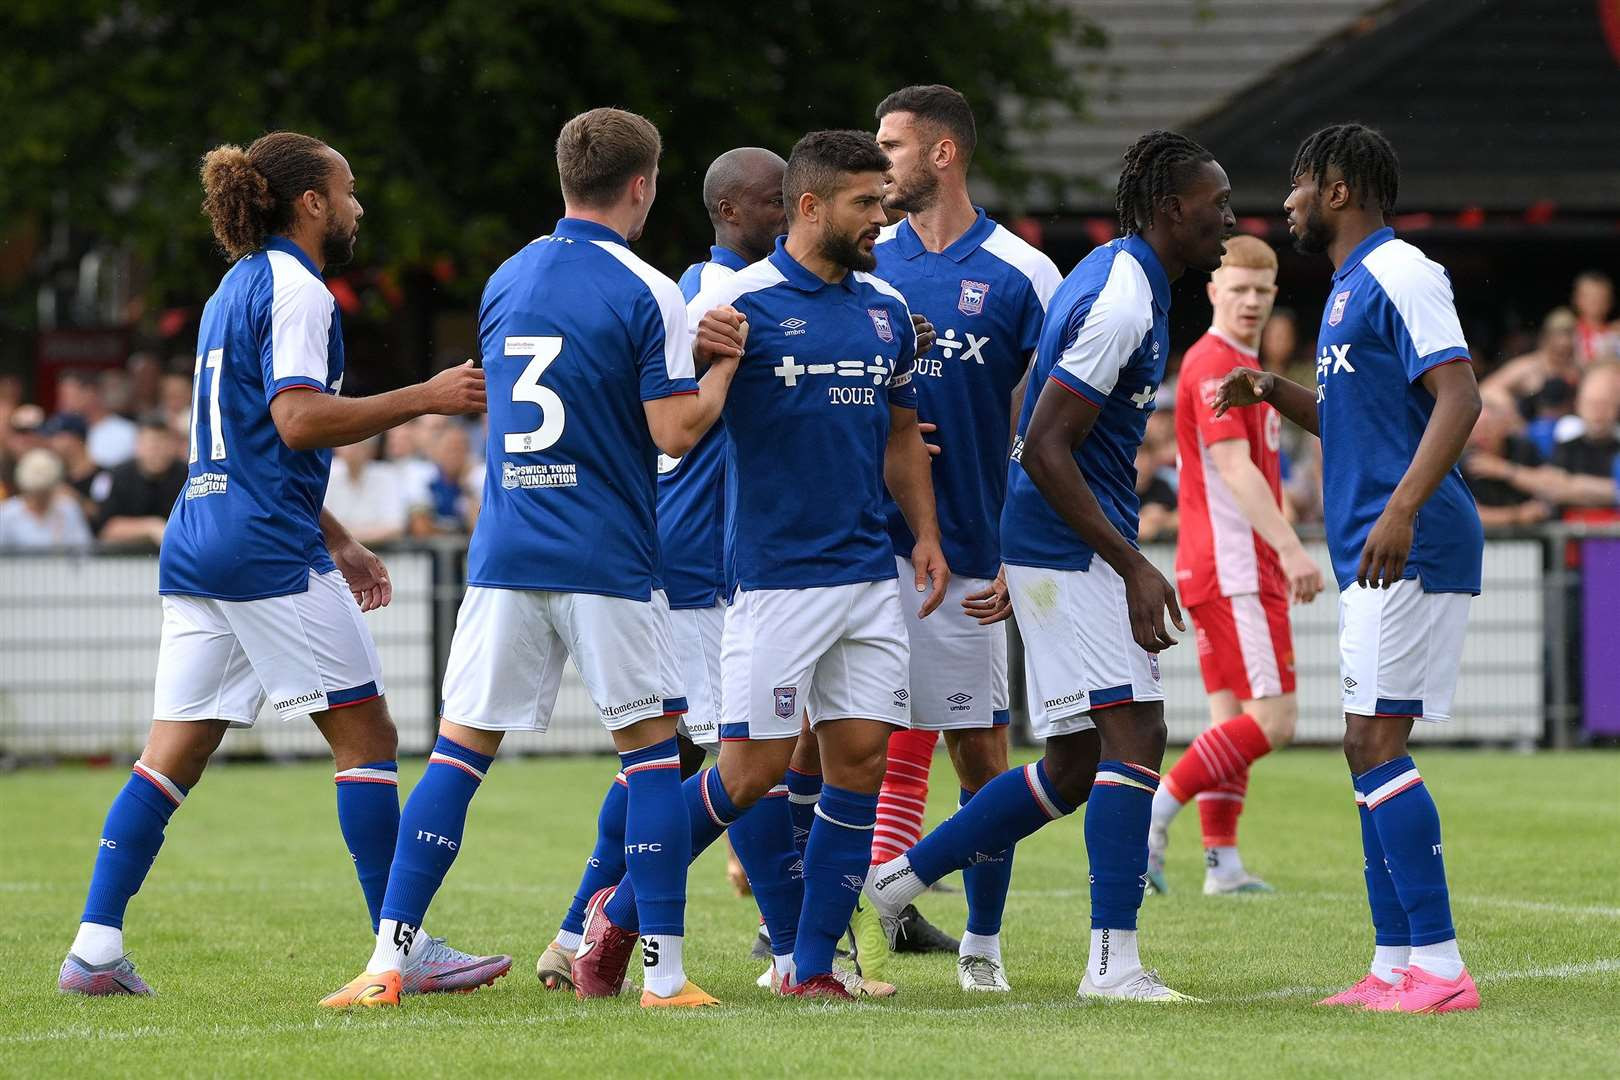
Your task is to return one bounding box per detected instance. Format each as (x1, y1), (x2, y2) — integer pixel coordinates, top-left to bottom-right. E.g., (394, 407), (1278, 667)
(1174, 330), (1287, 607)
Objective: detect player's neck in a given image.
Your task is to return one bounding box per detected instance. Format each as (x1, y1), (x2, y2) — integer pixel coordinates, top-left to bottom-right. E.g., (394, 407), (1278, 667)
(713, 229), (766, 265)
(906, 186), (978, 253)
(1210, 322), (1260, 353)
(1141, 230), (1186, 283)
(282, 229), (326, 274)
(784, 230), (848, 285)
(1327, 214), (1387, 270)
(562, 203), (633, 242)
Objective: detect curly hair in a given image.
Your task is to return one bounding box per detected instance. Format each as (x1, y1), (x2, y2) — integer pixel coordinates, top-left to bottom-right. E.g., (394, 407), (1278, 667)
(199, 131), (335, 261)
(1289, 123), (1399, 214)
(1114, 130), (1215, 236)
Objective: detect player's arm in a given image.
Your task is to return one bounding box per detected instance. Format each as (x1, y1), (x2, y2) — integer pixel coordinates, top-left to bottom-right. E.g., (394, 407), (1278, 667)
(643, 305), (744, 458)
(318, 508), (392, 612)
(271, 363), (485, 451)
(1020, 387), (1183, 651)
(1207, 438), (1325, 603)
(1358, 360), (1482, 587)
(885, 402), (949, 618)
(1213, 369), (1319, 436)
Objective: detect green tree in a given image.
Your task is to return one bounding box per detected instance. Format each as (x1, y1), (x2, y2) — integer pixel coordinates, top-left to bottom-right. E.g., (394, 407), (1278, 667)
(0, 0), (1102, 377)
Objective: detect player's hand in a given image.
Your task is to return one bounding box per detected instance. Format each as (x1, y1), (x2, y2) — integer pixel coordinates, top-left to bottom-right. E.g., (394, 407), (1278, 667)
(919, 421), (942, 459)
(1122, 554), (1184, 652)
(1357, 505), (1414, 589)
(694, 306), (748, 368)
(911, 313), (936, 356)
(1213, 367), (1274, 417)
(961, 566), (1012, 625)
(331, 539), (392, 612)
(911, 539), (951, 619)
(1279, 541), (1326, 604)
(423, 360), (487, 416)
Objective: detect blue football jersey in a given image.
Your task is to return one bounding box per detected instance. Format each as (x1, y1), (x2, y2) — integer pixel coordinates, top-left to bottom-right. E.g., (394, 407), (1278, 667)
(658, 245), (749, 608)
(875, 210), (1060, 579)
(688, 237), (918, 591)
(159, 237), (343, 599)
(470, 217), (697, 599)
(1001, 233), (1170, 572)
(1314, 227), (1482, 594)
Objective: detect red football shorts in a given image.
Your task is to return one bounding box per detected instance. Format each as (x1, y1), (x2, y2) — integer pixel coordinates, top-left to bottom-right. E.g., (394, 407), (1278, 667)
(1189, 592), (1295, 701)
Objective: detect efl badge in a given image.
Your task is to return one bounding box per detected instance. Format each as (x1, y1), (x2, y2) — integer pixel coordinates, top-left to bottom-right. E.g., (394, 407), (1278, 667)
(1329, 290), (1351, 326)
(774, 686), (797, 719)
(957, 279), (990, 316)
(868, 307), (894, 343)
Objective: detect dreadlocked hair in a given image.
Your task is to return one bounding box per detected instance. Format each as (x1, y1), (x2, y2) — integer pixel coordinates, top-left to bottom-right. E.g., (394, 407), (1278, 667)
(1289, 123), (1399, 214)
(200, 132), (335, 261)
(1114, 130), (1214, 235)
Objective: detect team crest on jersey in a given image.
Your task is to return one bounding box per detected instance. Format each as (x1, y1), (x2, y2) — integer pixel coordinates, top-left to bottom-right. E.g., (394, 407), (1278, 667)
(868, 308), (894, 343)
(1329, 290), (1351, 326)
(1199, 377), (1224, 408)
(957, 279), (990, 316)
(774, 686), (797, 719)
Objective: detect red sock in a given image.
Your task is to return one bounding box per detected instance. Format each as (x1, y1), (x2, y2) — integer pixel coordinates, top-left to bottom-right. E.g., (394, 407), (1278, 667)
(1163, 713), (1271, 803)
(1196, 768), (1249, 847)
(871, 728), (938, 865)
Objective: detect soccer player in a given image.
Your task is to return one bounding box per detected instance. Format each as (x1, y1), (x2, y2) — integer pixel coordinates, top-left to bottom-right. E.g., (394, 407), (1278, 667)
(1147, 235), (1326, 896)
(865, 131), (1234, 1003)
(571, 129), (947, 1001)
(847, 84), (1062, 992)
(57, 132), (501, 997)
(320, 108), (741, 1009)
(534, 146), (787, 993)
(1215, 123), (1483, 1013)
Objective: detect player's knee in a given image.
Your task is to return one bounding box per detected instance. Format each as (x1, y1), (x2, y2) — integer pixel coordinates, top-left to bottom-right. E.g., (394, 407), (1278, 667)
(1043, 732), (1101, 805)
(1249, 698), (1297, 747)
(1341, 718), (1401, 774)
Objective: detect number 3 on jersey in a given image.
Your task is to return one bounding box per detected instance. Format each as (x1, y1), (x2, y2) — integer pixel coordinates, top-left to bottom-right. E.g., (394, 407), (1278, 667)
(505, 335), (566, 453)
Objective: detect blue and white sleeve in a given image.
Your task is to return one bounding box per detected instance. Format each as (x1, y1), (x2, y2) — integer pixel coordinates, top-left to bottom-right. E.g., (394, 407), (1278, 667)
(1049, 255), (1152, 407)
(1364, 247), (1471, 382)
(260, 257), (335, 401)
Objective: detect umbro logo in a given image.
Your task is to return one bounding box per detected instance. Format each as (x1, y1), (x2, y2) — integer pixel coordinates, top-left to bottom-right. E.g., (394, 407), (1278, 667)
(780, 317), (807, 336)
(1344, 676), (1358, 690)
(947, 692), (972, 705)
(843, 875), (865, 891)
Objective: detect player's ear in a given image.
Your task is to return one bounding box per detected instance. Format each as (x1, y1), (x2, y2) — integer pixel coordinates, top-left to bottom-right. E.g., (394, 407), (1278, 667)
(1206, 278), (1219, 304)
(796, 190), (819, 225)
(933, 137), (954, 170)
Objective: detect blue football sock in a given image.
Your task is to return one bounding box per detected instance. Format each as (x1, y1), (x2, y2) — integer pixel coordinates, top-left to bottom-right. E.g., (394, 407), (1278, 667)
(617, 738), (690, 936)
(958, 786), (1016, 937)
(334, 760), (400, 933)
(794, 784), (878, 980)
(81, 763), (189, 929)
(785, 768), (822, 859)
(907, 760), (1075, 886)
(1360, 756), (1454, 946)
(1354, 777), (1412, 948)
(727, 785), (802, 959)
(560, 774), (629, 937)
(1086, 761), (1159, 930)
(605, 765), (739, 930)
(378, 736), (493, 929)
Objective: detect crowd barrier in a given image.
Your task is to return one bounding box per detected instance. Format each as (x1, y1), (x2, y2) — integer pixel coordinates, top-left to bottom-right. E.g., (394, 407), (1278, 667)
(2, 528), (1610, 761)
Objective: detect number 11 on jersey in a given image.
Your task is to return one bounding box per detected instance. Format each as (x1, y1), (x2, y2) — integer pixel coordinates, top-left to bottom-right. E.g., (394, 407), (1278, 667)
(504, 335), (565, 454)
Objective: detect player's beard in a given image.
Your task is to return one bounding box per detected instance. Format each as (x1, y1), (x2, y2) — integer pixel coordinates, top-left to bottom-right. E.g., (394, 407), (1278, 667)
(884, 165), (937, 215)
(1293, 201), (1331, 255)
(323, 218), (358, 268)
(821, 223), (878, 273)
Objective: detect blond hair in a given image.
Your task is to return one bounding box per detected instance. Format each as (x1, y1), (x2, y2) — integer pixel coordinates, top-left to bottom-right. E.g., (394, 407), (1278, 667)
(1218, 235), (1278, 273)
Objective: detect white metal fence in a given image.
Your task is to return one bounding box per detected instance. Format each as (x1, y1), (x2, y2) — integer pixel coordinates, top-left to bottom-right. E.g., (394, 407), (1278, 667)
(0, 537), (1554, 760)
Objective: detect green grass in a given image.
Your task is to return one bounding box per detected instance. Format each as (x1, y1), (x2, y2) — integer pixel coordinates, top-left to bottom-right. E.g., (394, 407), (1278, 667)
(2, 749), (1618, 1079)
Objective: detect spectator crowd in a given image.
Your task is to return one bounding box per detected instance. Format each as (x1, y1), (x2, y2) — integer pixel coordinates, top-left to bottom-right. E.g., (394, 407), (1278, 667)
(1, 269), (1616, 555)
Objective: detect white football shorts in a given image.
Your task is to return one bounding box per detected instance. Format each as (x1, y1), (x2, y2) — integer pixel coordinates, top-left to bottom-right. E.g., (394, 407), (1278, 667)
(895, 556), (1009, 731)
(670, 600), (724, 748)
(152, 568), (385, 727)
(440, 586), (684, 733)
(1338, 578), (1471, 722)
(1005, 560), (1165, 740)
(720, 577), (911, 740)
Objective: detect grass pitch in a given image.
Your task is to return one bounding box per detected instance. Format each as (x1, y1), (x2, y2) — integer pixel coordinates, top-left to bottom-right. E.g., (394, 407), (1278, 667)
(2, 748), (1617, 1079)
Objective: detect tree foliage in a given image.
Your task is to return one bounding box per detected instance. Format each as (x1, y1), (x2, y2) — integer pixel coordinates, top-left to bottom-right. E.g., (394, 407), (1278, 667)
(1, 0), (1102, 335)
